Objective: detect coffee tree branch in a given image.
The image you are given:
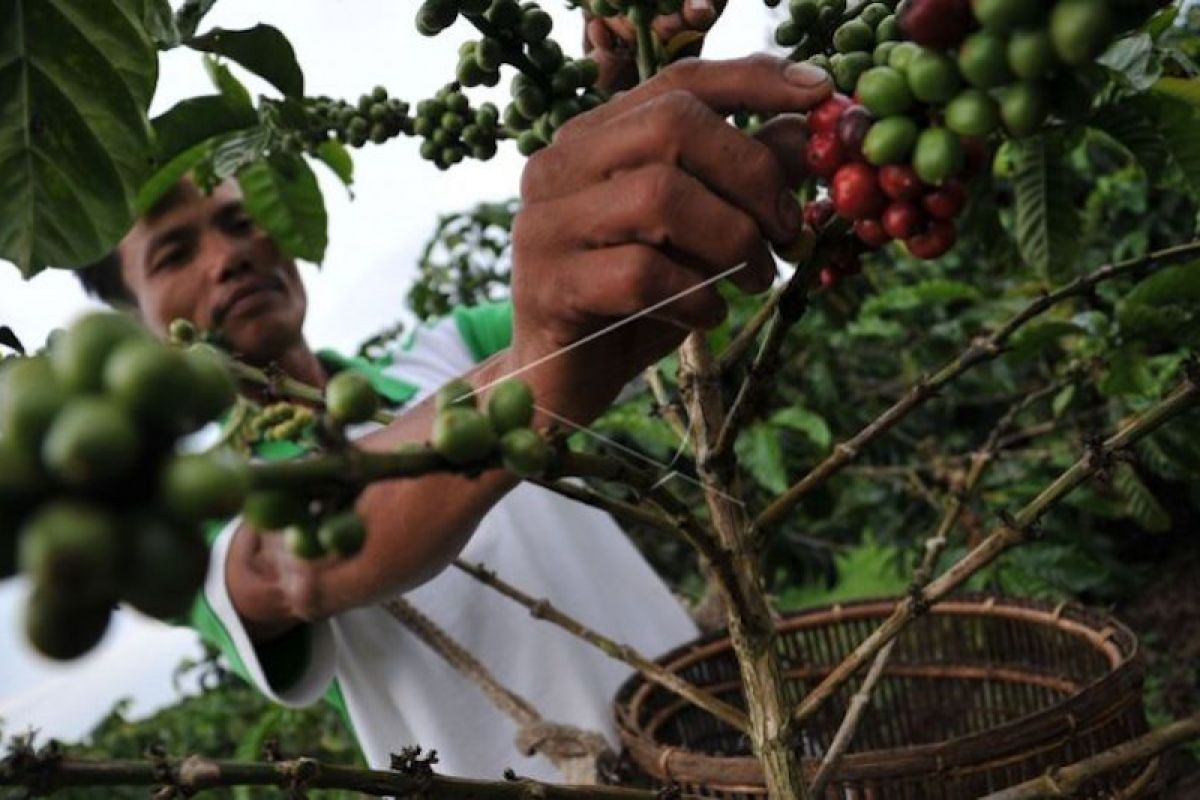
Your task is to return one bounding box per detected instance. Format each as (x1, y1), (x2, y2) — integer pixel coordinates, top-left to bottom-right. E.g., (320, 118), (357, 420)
(757, 239), (1200, 531)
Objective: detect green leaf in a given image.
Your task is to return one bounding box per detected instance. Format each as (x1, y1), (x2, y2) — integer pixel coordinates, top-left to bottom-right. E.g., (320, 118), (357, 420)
(317, 139), (354, 188)
(1100, 344), (1154, 397)
(1007, 320), (1086, 364)
(1010, 134), (1081, 280)
(211, 127), (269, 180)
(0, 325), (25, 354)
(859, 279), (981, 318)
(1052, 384), (1076, 419)
(135, 138), (211, 215)
(736, 423), (787, 494)
(1152, 76), (1200, 109)
(1148, 91), (1200, 198)
(1145, 5), (1179, 39)
(176, 0), (220, 40)
(152, 94), (257, 163)
(204, 55), (252, 109)
(1117, 261), (1200, 348)
(770, 407), (831, 452)
(1113, 463), (1171, 533)
(1093, 97), (1171, 181)
(188, 25), (305, 97)
(1099, 34), (1161, 91)
(142, 0), (180, 48)
(0, 0), (158, 276)
(237, 153), (327, 264)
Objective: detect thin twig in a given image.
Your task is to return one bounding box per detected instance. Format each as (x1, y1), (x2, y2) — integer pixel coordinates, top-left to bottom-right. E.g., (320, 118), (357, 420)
(711, 262), (815, 461)
(643, 366), (690, 443)
(716, 287), (784, 375)
(452, 559), (751, 734)
(757, 239), (1200, 531)
(807, 639), (896, 797)
(789, 376), (1200, 729)
(230, 360), (395, 425)
(0, 748), (706, 799)
(979, 713), (1200, 800)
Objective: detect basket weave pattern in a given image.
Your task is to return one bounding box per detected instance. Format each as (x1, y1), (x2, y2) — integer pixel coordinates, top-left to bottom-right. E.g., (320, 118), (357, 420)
(613, 595), (1152, 799)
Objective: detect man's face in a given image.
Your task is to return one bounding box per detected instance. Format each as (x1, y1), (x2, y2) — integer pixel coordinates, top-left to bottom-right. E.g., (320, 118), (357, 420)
(118, 179), (307, 362)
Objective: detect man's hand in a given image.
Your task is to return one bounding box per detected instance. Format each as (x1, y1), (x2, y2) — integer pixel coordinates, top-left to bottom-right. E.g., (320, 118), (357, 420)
(509, 55), (832, 427)
(584, 0), (727, 93)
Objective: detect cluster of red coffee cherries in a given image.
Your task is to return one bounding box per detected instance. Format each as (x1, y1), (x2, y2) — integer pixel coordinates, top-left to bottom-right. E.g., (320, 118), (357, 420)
(802, 91), (988, 287)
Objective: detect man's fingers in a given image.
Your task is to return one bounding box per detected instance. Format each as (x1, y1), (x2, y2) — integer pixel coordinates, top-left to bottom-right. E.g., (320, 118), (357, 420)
(540, 164), (777, 294)
(560, 243), (730, 332)
(523, 92), (802, 246)
(558, 54), (832, 141)
(678, 0), (720, 30)
(752, 114), (811, 191)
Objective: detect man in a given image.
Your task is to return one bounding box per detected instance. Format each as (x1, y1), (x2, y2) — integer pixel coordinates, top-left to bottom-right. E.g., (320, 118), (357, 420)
(76, 29), (831, 779)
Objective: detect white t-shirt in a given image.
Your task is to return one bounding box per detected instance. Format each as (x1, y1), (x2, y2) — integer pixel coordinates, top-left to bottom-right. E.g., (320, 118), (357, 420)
(198, 311), (698, 781)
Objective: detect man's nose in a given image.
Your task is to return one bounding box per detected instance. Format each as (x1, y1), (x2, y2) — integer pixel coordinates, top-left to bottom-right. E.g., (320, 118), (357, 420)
(205, 232), (256, 282)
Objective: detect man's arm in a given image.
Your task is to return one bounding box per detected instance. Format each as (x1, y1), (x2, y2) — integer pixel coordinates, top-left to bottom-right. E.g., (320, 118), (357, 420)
(224, 55), (832, 644)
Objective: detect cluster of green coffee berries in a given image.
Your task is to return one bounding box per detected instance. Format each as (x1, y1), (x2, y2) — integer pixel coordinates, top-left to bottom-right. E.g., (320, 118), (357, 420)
(504, 56), (605, 155)
(776, 0), (902, 70)
(286, 87), (415, 153)
(414, 0), (606, 157)
(0, 313), (243, 660)
(431, 377), (550, 477)
(414, 84), (502, 169)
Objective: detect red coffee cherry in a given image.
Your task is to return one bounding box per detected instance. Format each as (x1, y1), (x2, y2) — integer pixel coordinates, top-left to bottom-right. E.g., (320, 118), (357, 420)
(923, 180), (969, 220)
(899, 0), (973, 49)
(805, 131), (847, 179)
(882, 201), (926, 240)
(854, 218), (892, 249)
(832, 163), (886, 220)
(808, 93), (855, 134)
(879, 164), (925, 201)
(837, 105), (877, 161)
(906, 220), (958, 259)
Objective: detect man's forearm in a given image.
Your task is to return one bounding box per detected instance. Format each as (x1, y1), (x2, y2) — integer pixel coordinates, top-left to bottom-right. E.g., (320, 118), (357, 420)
(227, 348), (604, 640)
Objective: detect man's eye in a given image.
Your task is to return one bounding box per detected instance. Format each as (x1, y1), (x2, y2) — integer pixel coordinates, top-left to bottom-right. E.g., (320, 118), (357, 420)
(228, 215), (254, 234)
(155, 249), (188, 271)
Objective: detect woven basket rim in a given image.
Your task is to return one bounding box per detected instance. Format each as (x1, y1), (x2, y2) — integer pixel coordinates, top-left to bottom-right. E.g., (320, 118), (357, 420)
(613, 593), (1145, 785)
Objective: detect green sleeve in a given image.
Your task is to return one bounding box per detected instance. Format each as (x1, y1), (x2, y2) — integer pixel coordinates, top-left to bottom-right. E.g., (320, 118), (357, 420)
(451, 300), (514, 363)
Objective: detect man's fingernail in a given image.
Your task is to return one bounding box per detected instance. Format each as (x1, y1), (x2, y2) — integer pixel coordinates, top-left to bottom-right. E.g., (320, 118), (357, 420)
(779, 190), (802, 233)
(689, 0), (713, 11)
(785, 62), (831, 87)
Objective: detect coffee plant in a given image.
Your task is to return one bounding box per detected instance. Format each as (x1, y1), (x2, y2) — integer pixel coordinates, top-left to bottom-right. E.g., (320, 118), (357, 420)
(3, 0), (1200, 798)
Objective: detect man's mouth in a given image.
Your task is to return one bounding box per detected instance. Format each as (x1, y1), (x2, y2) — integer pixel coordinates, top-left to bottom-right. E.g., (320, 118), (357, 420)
(213, 277), (286, 325)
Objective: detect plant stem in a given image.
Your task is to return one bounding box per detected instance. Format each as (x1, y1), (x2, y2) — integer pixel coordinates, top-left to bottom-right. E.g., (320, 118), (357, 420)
(0, 751), (705, 799)
(789, 376), (1200, 729)
(631, 8), (659, 82)
(453, 559), (751, 733)
(978, 712), (1200, 800)
(757, 239), (1200, 531)
(643, 366), (690, 443)
(678, 333), (811, 800)
(711, 262), (814, 461)
(229, 360), (396, 425)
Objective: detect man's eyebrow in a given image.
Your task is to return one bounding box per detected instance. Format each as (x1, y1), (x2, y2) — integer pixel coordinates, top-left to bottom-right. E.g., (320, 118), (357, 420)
(212, 199), (246, 222)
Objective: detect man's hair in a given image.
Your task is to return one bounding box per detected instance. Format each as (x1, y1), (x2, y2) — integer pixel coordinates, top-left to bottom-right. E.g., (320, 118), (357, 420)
(76, 251), (136, 308)
(74, 180), (198, 308)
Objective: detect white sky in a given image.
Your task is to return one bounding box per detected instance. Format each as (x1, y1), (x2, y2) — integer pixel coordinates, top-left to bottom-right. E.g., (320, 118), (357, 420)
(0, 2), (777, 742)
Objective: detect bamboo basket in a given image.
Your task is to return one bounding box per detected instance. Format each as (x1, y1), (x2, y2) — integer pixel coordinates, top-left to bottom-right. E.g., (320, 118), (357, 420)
(612, 595), (1156, 799)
